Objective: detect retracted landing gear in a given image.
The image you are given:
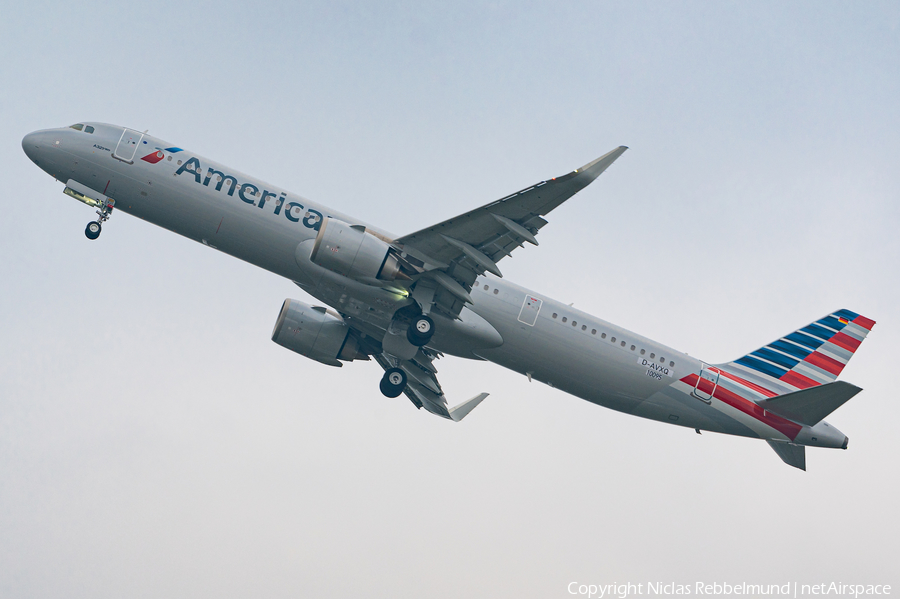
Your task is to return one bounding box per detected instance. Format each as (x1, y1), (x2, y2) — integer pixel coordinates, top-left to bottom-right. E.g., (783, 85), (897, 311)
(406, 314), (435, 347)
(84, 198), (115, 240)
(380, 367), (407, 398)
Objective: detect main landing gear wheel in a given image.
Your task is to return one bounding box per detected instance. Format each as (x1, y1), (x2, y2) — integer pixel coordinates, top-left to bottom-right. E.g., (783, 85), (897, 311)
(85, 221), (102, 240)
(380, 368), (407, 398)
(406, 315), (435, 347)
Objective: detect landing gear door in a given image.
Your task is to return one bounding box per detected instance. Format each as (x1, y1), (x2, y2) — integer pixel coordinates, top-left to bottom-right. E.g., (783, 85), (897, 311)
(517, 295), (542, 326)
(113, 128), (144, 163)
(692, 364), (719, 401)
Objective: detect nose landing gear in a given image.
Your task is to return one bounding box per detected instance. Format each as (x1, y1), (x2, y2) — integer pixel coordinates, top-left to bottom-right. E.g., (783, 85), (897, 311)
(84, 198), (115, 240)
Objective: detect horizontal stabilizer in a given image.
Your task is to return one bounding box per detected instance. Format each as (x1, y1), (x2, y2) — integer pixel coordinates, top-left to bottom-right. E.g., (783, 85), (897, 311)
(449, 393), (489, 422)
(766, 440), (806, 471)
(763, 380), (862, 426)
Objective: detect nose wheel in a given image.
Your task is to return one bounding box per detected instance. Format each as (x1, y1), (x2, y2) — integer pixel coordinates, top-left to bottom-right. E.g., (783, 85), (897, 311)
(85, 221), (102, 240)
(84, 198), (115, 240)
(406, 315), (435, 347)
(380, 368), (408, 398)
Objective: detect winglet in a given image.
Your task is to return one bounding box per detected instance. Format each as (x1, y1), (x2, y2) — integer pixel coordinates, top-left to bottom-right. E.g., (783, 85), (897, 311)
(449, 393), (489, 422)
(574, 146), (628, 180)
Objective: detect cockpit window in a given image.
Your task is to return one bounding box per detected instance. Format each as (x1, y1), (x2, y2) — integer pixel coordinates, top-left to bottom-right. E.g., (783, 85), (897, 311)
(68, 123), (95, 134)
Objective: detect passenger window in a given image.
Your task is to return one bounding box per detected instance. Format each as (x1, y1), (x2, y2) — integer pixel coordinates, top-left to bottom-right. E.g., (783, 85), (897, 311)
(640, 349), (646, 355)
(669, 361), (675, 367)
(660, 356), (665, 363)
(493, 289), (499, 295)
(630, 345), (635, 351)
(611, 337), (616, 343)
(621, 341), (626, 347)
(591, 329), (596, 335)
(572, 321), (577, 327)
(650, 353), (655, 359)
(582, 325), (587, 331)
(69, 124), (84, 131)
(84, 125), (94, 134)
(552, 313), (558, 319)
(562, 317), (567, 323)
(601, 333), (607, 339)
(484, 285), (489, 290)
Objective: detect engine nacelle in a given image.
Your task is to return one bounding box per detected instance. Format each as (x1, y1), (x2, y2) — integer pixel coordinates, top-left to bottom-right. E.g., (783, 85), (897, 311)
(309, 217), (405, 283)
(271, 299), (365, 367)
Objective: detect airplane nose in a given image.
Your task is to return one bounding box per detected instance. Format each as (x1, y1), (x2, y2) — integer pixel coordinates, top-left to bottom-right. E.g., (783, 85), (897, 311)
(22, 131), (43, 164)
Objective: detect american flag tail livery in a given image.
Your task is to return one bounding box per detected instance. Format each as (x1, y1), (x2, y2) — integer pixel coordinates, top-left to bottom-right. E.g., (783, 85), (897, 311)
(713, 309), (875, 469)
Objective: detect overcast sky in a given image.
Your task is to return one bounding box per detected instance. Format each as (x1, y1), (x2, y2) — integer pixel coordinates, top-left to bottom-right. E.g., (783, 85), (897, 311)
(1, 1), (898, 597)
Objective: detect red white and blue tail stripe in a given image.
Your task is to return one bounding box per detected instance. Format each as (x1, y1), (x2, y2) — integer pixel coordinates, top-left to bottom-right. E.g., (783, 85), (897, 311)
(728, 309), (875, 392)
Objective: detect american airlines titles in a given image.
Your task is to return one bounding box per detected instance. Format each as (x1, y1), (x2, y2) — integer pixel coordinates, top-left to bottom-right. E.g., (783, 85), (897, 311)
(175, 157), (323, 230)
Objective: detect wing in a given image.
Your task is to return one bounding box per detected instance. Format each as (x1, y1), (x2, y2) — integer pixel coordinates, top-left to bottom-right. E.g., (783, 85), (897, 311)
(393, 146), (627, 318)
(373, 350), (488, 421)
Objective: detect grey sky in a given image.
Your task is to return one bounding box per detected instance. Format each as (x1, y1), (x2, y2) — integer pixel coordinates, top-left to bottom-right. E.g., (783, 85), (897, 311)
(1, 1), (898, 597)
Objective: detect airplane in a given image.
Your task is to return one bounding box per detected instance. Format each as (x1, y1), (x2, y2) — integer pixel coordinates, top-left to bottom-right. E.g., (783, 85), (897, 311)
(21, 122), (875, 470)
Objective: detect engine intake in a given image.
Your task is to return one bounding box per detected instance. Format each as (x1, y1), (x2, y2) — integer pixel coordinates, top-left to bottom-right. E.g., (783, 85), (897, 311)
(309, 218), (406, 283)
(271, 299), (366, 367)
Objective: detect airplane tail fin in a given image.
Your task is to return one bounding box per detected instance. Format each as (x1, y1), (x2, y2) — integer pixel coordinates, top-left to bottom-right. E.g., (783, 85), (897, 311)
(766, 440), (806, 471)
(726, 309), (875, 393)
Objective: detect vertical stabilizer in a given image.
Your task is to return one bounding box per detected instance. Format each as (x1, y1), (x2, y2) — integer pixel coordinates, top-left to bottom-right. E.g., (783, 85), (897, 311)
(727, 309), (875, 393)
(766, 440), (806, 471)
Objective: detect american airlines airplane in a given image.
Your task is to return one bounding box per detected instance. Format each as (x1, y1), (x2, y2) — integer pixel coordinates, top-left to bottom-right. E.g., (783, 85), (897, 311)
(22, 122), (875, 470)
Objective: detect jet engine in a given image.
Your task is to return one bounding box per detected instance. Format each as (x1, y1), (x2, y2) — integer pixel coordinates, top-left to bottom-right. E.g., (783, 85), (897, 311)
(271, 299), (366, 367)
(309, 217), (407, 284)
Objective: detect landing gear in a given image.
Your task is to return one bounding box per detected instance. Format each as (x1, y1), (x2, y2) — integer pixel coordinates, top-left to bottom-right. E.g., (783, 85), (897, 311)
(85, 221), (101, 240)
(406, 315), (435, 347)
(380, 367), (407, 398)
(84, 198), (115, 240)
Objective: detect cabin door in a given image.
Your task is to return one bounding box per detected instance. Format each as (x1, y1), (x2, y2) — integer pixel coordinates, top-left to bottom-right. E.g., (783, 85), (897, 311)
(692, 364), (719, 401)
(113, 128), (144, 163)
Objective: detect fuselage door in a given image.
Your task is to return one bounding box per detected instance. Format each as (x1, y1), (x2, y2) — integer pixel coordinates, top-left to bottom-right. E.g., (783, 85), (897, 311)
(517, 295), (543, 326)
(113, 128), (144, 163)
(692, 364), (719, 401)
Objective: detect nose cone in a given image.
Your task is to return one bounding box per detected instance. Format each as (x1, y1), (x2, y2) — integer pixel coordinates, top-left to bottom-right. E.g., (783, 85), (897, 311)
(22, 130), (45, 165)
